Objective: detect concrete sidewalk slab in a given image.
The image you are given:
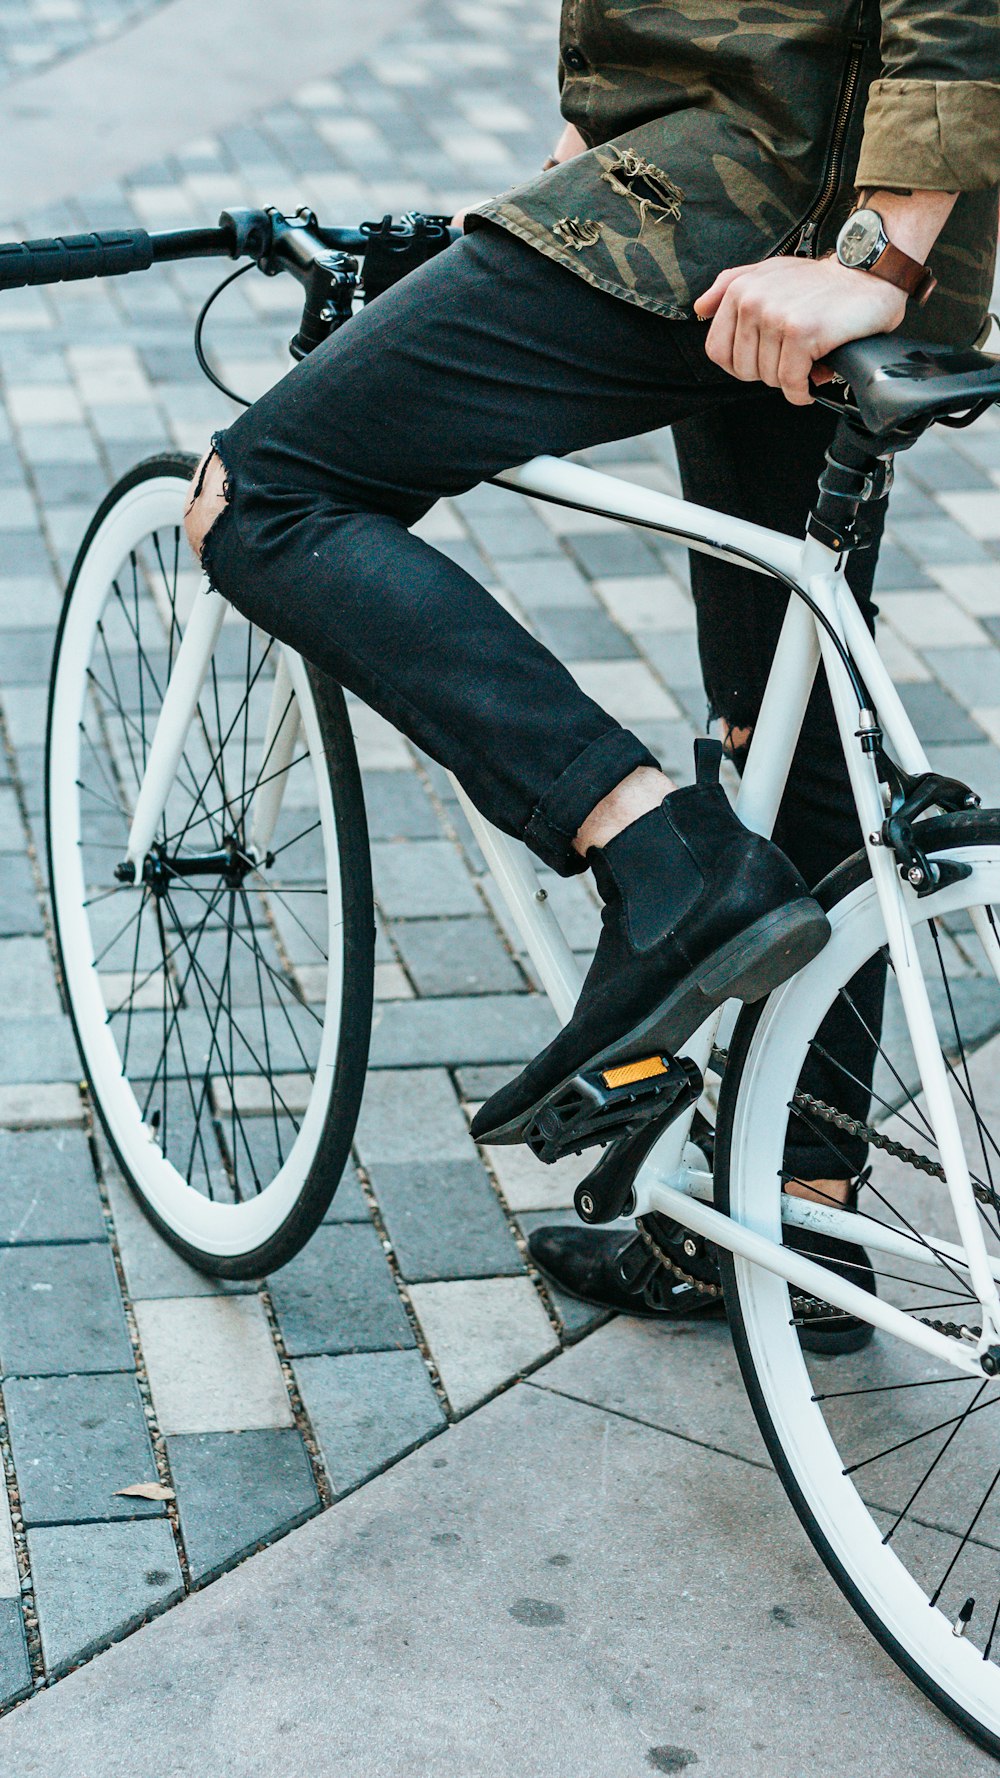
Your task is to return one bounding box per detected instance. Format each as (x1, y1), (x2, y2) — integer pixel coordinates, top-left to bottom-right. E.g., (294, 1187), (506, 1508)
(0, 0), (422, 215)
(0, 1329), (992, 1777)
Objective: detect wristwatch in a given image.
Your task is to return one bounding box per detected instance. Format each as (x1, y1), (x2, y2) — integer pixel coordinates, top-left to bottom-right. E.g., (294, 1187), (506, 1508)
(835, 208), (937, 306)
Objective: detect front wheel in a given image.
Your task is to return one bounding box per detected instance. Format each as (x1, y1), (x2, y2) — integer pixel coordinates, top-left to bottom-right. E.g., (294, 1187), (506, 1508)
(46, 454), (375, 1277)
(717, 812), (1000, 1753)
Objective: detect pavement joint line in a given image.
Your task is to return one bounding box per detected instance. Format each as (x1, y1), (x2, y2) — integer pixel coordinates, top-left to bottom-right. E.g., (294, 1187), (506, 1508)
(91, 1137), (192, 1597)
(350, 1154), (453, 1417)
(0, 1382), (41, 1696)
(253, 1274), (336, 1512)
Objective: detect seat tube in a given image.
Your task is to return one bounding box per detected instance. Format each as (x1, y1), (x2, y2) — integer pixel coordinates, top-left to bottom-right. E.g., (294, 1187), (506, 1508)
(812, 574), (1000, 1352)
(733, 557), (823, 841)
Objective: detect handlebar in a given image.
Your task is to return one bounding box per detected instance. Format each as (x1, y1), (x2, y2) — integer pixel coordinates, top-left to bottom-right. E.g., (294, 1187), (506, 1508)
(0, 205), (455, 293)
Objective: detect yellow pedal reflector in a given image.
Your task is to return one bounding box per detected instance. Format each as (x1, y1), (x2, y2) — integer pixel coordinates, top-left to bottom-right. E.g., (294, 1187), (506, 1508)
(601, 1056), (668, 1090)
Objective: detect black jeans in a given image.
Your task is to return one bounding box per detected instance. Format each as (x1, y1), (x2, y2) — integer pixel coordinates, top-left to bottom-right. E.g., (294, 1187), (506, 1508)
(206, 226), (885, 1176)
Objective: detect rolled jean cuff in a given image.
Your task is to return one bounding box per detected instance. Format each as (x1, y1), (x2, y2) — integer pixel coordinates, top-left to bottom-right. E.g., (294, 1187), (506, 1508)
(784, 1134), (869, 1182)
(524, 726), (660, 876)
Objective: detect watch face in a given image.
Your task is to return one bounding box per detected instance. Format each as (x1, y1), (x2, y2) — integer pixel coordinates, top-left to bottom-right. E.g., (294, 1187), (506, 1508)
(838, 209), (883, 268)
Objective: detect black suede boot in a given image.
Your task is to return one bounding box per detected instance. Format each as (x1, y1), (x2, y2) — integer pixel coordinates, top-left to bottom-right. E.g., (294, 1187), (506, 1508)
(472, 748), (830, 1147)
(528, 1216), (876, 1356)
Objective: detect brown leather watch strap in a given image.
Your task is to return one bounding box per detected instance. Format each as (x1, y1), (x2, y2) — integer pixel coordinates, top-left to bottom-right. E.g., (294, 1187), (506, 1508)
(867, 240), (937, 307)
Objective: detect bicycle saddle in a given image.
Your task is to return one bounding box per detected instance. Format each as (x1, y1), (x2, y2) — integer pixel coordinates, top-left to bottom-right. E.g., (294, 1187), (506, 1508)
(823, 333), (1000, 439)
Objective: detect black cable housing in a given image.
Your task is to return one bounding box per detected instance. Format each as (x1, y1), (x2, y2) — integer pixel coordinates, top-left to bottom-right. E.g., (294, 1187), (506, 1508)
(193, 260), (255, 408)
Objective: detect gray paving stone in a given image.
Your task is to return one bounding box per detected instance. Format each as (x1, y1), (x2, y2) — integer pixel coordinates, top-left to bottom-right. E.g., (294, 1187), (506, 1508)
(896, 678), (984, 744)
(0, 935), (61, 1016)
(294, 1348), (445, 1495)
(5, 1373), (162, 1524)
(0, 1240), (132, 1376)
(101, 1164), (253, 1300)
(134, 1296), (293, 1436)
(390, 915), (524, 996)
(894, 512), (993, 566)
(0, 1128), (105, 1243)
(28, 1519), (182, 1676)
(923, 646), (1000, 711)
(516, 1210), (613, 1341)
(873, 540), (934, 590)
(167, 1429), (319, 1582)
(267, 1223), (415, 1356)
(0, 1600), (30, 1709)
(0, 1015), (80, 1084)
(532, 604), (635, 660)
(637, 627), (705, 690)
(354, 1066), (470, 1167)
(0, 629), (54, 684)
(361, 770), (440, 840)
(497, 557), (595, 609)
(368, 1158), (523, 1282)
(369, 992), (559, 1068)
(928, 742), (1000, 807)
(322, 1161), (372, 1223)
(0, 853), (41, 936)
(370, 838), (481, 918)
(565, 528), (661, 579)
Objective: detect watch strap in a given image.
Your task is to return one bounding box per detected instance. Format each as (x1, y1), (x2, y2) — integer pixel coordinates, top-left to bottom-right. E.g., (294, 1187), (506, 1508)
(867, 238), (937, 307)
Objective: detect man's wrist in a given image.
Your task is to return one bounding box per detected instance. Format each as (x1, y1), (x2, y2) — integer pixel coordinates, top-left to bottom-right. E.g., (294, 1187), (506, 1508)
(851, 188), (957, 264)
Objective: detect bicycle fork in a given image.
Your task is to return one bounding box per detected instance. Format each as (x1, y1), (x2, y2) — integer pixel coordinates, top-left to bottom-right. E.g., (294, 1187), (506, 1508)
(122, 585), (299, 876)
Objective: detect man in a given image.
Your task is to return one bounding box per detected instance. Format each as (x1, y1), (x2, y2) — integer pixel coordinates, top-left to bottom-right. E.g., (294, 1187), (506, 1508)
(184, 0), (999, 1335)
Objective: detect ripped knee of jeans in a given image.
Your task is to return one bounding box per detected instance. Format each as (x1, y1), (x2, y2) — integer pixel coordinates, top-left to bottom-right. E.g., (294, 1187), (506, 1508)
(184, 434), (233, 586)
(720, 718), (753, 777)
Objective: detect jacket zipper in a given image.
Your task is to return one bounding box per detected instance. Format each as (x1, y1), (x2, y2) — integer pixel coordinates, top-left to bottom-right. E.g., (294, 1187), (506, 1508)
(771, 36), (866, 259)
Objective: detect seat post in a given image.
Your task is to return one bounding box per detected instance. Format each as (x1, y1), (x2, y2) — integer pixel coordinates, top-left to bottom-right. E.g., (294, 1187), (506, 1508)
(808, 418), (895, 555)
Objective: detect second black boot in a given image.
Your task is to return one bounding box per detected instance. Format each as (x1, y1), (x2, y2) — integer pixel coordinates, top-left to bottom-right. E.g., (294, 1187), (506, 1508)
(472, 748), (831, 1147)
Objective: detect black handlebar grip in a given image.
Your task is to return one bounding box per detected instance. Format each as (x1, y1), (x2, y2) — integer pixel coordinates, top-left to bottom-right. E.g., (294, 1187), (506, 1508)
(0, 228), (154, 291)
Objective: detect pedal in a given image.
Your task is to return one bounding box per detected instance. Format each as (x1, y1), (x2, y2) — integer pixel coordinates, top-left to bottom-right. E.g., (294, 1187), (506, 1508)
(523, 1052), (702, 1167)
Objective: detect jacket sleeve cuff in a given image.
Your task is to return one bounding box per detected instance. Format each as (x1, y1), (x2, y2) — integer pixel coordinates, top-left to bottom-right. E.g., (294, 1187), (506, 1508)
(856, 79), (1000, 191)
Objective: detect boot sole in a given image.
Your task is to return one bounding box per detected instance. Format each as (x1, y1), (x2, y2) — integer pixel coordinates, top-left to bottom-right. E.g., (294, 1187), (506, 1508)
(477, 896), (831, 1146)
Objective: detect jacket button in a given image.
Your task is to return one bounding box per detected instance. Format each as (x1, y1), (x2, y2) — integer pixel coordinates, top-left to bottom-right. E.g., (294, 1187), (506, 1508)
(562, 44), (587, 71)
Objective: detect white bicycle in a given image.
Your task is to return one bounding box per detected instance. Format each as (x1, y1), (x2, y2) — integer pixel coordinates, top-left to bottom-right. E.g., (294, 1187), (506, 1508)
(6, 205), (1000, 1749)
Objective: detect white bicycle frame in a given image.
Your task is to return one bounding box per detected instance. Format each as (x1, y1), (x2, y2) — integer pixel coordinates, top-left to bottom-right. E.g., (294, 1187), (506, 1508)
(124, 450), (1000, 1381)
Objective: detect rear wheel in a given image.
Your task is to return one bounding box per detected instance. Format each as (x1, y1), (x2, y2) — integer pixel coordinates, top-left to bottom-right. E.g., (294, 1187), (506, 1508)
(46, 454), (374, 1276)
(717, 814), (1000, 1752)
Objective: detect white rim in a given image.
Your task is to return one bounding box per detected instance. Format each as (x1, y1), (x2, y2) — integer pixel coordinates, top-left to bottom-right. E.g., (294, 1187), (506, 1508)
(726, 845), (1000, 1737)
(48, 473), (347, 1257)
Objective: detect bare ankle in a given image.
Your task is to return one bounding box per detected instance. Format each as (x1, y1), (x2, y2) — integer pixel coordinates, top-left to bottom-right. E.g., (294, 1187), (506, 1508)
(574, 766), (677, 857)
(784, 1177), (853, 1207)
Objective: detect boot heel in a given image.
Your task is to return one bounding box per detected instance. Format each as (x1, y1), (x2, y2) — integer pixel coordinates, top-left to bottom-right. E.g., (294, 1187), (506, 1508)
(695, 898), (830, 1004)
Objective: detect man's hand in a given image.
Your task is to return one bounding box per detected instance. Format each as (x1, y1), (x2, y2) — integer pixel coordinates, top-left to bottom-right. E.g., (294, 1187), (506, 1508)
(693, 255), (906, 406)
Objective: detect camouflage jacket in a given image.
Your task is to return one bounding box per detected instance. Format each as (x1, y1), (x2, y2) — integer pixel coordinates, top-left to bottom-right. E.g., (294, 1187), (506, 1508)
(470, 0), (1000, 344)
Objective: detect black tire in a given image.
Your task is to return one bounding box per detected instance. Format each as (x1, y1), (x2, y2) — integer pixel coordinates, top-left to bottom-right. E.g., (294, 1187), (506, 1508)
(46, 454), (375, 1277)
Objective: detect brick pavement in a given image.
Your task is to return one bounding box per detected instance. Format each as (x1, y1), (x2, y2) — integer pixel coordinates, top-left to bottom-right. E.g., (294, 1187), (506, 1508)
(0, 0), (999, 1712)
(0, 0), (168, 85)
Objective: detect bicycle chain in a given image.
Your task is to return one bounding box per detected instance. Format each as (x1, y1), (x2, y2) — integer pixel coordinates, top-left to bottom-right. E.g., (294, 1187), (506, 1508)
(635, 1047), (1000, 1302)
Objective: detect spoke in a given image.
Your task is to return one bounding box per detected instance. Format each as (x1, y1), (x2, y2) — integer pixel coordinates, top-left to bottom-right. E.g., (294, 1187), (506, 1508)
(158, 750), (312, 851)
(170, 877), (323, 1029)
(814, 1375), (979, 1403)
(844, 1388), (1000, 1478)
(929, 1452), (1000, 1609)
(882, 1380), (991, 1544)
(841, 971), (936, 1139)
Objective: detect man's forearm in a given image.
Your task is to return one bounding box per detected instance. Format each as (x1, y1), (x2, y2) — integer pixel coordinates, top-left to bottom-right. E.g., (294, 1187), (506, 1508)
(857, 188), (958, 261)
